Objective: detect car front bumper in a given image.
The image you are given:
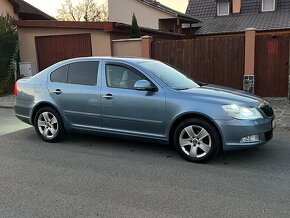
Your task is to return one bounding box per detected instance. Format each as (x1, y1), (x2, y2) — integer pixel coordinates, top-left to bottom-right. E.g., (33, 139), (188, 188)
(217, 117), (275, 151)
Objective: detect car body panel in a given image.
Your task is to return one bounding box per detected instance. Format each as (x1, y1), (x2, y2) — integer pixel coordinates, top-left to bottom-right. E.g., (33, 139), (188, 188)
(101, 60), (166, 138)
(47, 59), (102, 130)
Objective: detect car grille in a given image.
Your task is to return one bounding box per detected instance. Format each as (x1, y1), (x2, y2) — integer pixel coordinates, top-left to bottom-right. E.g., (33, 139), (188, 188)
(260, 104), (274, 118)
(265, 130), (273, 141)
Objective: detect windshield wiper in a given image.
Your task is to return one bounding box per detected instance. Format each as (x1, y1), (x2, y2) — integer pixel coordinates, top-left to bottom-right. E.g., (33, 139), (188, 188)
(198, 82), (208, 87)
(176, 88), (190, 91)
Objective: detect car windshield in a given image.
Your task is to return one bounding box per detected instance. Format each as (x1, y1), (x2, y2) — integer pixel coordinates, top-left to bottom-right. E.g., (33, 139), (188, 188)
(139, 61), (200, 90)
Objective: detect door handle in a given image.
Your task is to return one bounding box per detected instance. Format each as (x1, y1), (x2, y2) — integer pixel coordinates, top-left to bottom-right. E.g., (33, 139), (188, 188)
(53, 89), (62, 95)
(103, 94), (113, 99)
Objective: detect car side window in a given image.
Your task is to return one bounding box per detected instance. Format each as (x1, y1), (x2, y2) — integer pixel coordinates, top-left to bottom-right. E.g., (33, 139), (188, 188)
(50, 65), (68, 83)
(68, 61), (99, 86)
(105, 64), (143, 89)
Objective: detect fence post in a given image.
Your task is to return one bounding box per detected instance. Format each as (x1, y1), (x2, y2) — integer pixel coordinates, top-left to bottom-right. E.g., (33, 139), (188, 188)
(243, 28), (256, 94)
(141, 36), (153, 58)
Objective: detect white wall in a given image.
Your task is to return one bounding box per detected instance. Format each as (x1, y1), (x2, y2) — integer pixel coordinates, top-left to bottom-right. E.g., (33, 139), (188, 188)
(108, 0), (175, 29)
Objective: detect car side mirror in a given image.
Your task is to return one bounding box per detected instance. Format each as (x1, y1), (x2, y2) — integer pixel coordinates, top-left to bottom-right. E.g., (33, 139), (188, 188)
(134, 80), (156, 92)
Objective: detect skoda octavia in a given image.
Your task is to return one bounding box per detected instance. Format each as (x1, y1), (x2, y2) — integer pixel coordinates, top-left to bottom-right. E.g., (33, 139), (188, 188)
(14, 57), (275, 163)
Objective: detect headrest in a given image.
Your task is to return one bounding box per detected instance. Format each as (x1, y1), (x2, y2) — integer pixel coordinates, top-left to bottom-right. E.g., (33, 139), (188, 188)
(122, 70), (128, 80)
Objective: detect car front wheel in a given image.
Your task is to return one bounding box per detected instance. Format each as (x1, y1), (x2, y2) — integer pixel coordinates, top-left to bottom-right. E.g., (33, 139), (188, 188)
(34, 107), (65, 142)
(173, 118), (221, 163)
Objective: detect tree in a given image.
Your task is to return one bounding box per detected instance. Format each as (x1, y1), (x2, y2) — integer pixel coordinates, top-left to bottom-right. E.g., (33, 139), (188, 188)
(130, 13), (141, 38)
(0, 14), (18, 95)
(57, 0), (108, 22)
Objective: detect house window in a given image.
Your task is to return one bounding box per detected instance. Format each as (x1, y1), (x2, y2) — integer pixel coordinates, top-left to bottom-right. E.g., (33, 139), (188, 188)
(262, 0), (276, 12)
(217, 1), (230, 16)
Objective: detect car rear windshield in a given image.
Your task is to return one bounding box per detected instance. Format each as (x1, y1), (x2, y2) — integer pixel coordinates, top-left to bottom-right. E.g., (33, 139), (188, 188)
(139, 61), (199, 90)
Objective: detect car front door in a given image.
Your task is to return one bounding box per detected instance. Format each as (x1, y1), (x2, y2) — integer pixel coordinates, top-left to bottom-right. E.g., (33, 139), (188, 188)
(101, 62), (166, 138)
(47, 60), (102, 130)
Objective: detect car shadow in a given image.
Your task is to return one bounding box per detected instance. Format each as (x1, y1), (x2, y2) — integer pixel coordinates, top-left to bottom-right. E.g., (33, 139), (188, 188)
(65, 132), (178, 157)
(55, 133), (288, 172)
(3, 128), (286, 168)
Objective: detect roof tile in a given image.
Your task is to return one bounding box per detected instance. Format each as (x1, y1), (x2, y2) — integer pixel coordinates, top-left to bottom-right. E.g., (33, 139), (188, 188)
(187, 0), (290, 34)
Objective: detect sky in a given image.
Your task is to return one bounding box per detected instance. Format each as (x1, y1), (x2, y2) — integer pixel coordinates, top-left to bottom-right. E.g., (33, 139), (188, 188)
(24, 0), (189, 17)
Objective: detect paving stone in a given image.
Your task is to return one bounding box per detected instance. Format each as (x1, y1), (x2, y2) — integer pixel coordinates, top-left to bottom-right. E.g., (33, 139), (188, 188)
(267, 98), (290, 130)
(0, 95), (14, 108)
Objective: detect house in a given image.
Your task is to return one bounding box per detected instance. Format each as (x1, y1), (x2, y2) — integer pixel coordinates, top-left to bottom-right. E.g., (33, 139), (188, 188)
(17, 20), (182, 74)
(0, 0), (54, 20)
(108, 0), (200, 33)
(186, 0), (290, 35)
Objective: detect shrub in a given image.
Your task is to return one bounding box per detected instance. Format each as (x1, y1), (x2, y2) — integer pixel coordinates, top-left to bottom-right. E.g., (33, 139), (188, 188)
(0, 14), (19, 96)
(130, 13), (141, 38)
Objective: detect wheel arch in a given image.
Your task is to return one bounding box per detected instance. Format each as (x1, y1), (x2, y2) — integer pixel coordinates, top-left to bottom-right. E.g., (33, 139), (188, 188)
(31, 102), (63, 126)
(168, 112), (224, 147)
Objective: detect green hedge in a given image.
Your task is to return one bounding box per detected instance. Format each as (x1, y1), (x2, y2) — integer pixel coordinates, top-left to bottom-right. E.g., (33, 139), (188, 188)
(0, 14), (18, 96)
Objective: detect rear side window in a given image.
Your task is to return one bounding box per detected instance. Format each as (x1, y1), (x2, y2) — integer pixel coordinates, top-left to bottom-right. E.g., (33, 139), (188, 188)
(50, 65), (68, 83)
(68, 61), (99, 86)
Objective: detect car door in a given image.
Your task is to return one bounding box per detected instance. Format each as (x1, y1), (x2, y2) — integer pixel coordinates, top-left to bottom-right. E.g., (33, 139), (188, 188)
(101, 62), (166, 137)
(47, 60), (102, 130)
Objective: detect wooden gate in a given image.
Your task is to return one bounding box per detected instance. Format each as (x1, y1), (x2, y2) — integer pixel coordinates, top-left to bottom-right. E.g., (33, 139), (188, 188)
(255, 35), (289, 97)
(152, 36), (245, 90)
(36, 33), (92, 71)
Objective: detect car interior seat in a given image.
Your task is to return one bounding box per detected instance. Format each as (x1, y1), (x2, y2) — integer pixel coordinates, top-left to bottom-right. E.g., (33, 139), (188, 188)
(120, 70), (128, 88)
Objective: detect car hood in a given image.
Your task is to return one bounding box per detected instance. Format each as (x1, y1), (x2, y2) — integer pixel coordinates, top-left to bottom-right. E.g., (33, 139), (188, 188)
(179, 84), (263, 106)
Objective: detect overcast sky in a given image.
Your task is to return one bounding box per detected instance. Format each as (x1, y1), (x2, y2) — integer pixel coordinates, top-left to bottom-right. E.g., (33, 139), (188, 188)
(24, 0), (189, 17)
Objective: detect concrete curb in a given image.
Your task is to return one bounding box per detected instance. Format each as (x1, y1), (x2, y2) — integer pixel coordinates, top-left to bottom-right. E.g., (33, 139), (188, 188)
(0, 106), (14, 109)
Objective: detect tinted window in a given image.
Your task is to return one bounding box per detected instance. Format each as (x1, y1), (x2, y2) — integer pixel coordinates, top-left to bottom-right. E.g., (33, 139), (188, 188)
(106, 65), (143, 89)
(68, 61), (99, 86)
(50, 65), (68, 83)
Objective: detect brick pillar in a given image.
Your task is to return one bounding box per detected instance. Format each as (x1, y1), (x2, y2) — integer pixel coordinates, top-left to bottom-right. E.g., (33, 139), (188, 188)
(243, 28), (256, 94)
(141, 35), (153, 58)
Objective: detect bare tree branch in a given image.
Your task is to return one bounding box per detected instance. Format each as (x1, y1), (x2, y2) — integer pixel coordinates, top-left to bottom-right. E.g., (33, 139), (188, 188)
(56, 0), (108, 22)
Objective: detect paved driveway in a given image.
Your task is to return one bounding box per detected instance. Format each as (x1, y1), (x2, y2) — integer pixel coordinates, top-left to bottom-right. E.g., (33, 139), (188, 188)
(0, 108), (289, 218)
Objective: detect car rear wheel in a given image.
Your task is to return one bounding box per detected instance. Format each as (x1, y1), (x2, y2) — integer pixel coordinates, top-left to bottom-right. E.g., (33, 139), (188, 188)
(173, 118), (221, 163)
(34, 107), (65, 142)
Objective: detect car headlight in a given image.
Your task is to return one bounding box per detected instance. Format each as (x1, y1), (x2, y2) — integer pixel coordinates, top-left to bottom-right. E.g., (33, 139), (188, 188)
(222, 104), (263, 120)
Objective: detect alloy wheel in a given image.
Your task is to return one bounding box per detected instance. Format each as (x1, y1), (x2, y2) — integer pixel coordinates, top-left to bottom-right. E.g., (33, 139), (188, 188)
(37, 112), (59, 139)
(179, 125), (212, 159)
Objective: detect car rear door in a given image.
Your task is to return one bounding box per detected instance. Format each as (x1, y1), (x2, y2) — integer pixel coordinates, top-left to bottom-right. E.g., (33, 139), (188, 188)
(101, 61), (166, 138)
(47, 60), (102, 130)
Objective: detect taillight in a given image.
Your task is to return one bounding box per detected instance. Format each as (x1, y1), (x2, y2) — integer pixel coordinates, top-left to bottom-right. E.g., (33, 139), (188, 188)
(14, 81), (18, 97)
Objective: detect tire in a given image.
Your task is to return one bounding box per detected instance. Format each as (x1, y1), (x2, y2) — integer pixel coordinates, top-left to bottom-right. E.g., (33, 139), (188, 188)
(34, 107), (65, 143)
(173, 118), (221, 163)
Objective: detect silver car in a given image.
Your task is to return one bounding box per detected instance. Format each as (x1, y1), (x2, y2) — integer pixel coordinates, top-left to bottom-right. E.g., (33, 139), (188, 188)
(14, 57), (275, 163)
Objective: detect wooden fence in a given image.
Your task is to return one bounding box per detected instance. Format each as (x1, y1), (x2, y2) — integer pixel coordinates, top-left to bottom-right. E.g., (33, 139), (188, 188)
(152, 36), (245, 90)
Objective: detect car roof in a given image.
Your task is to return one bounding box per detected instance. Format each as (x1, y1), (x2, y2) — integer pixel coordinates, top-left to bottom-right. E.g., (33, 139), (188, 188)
(45, 57), (158, 75)
(62, 56), (154, 64)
